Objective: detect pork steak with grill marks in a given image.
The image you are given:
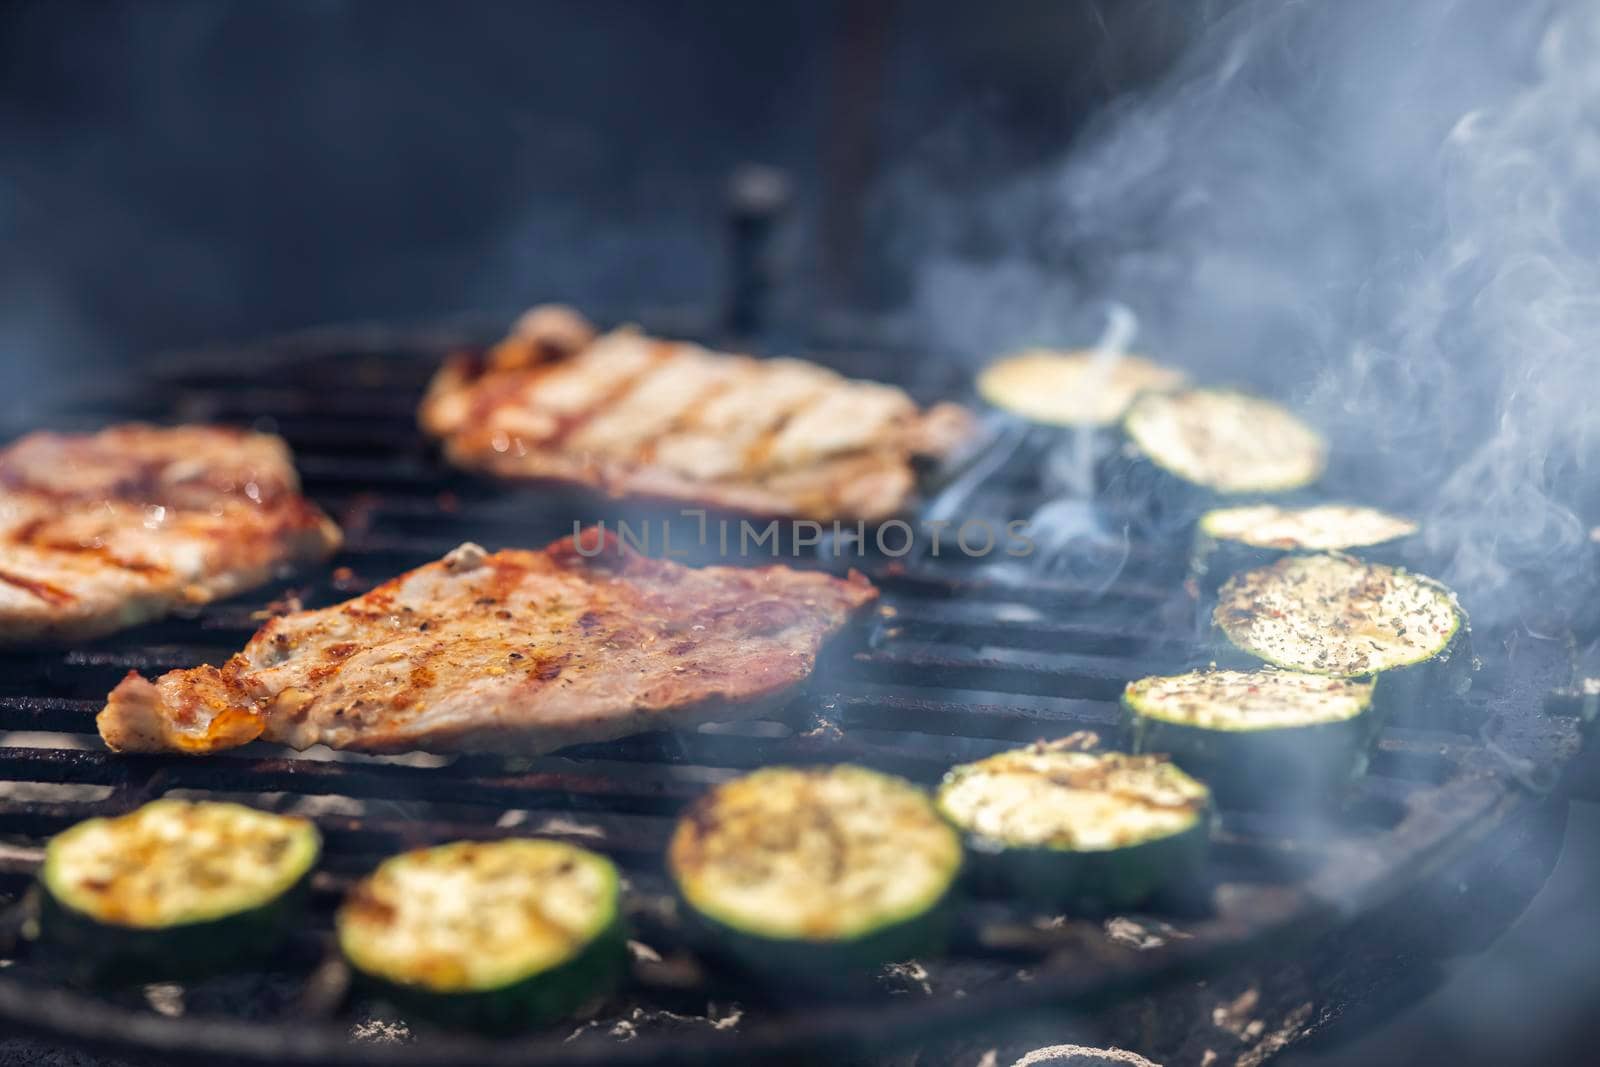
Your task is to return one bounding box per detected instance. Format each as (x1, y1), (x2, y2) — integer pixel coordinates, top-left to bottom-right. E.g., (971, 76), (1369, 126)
(98, 528), (878, 757)
(0, 424), (341, 644)
(419, 306), (975, 523)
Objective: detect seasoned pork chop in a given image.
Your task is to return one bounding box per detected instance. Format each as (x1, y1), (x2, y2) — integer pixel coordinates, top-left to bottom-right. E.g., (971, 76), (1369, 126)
(98, 528), (877, 757)
(419, 306), (974, 522)
(0, 424), (341, 643)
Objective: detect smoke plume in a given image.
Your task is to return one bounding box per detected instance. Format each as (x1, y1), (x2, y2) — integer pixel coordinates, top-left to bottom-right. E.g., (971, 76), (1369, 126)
(895, 0), (1600, 629)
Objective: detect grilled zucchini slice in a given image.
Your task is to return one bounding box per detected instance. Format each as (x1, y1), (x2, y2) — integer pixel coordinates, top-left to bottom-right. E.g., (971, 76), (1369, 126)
(1213, 553), (1472, 723)
(1125, 668), (1381, 805)
(668, 765), (962, 982)
(1198, 503), (1419, 555)
(1187, 503), (1421, 634)
(337, 839), (624, 1032)
(977, 349), (1186, 428)
(935, 746), (1210, 910)
(1192, 503), (1419, 590)
(1102, 388), (1326, 536)
(38, 799), (319, 982)
(976, 349), (1186, 497)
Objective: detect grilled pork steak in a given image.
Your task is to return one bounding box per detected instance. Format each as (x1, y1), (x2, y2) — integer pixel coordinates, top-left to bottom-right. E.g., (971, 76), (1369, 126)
(98, 529), (877, 756)
(0, 425), (340, 643)
(419, 306), (974, 522)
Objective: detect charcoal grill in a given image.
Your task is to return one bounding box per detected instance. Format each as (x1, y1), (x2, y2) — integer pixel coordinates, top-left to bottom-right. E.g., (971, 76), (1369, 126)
(0, 319), (1585, 1065)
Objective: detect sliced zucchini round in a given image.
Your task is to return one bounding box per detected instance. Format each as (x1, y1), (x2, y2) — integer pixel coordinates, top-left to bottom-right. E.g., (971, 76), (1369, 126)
(38, 798), (319, 982)
(1213, 553), (1472, 724)
(1188, 503), (1421, 628)
(1199, 503), (1418, 553)
(935, 746), (1210, 910)
(1125, 668), (1382, 805)
(977, 349), (1186, 427)
(1100, 389), (1326, 539)
(1121, 388), (1326, 494)
(668, 765), (962, 982)
(337, 839), (624, 1032)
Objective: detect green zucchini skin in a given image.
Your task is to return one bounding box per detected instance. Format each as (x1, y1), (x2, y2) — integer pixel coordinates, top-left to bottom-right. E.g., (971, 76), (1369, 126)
(338, 839), (627, 1033)
(1210, 556), (1476, 729)
(1098, 443), (1234, 542)
(1368, 625), (1475, 727)
(1189, 530), (1421, 600)
(1127, 701), (1384, 808)
(667, 766), (963, 993)
(957, 819), (1210, 913)
(1099, 447), (1328, 543)
(1208, 618), (1474, 729)
(1187, 537), (1422, 644)
(1187, 507), (1426, 639)
(935, 748), (1212, 913)
(677, 894), (954, 995)
(34, 800), (320, 985)
(36, 873), (312, 986)
(1100, 390), (1326, 540)
(351, 916), (627, 1033)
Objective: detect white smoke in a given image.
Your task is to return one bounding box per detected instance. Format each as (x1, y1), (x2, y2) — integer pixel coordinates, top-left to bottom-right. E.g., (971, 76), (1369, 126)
(893, 0), (1600, 627)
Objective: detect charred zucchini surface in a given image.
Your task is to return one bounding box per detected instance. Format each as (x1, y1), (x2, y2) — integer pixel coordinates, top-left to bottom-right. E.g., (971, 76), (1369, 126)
(38, 799), (318, 980)
(1214, 554), (1460, 676)
(936, 746), (1210, 909)
(1212, 554), (1471, 725)
(1198, 504), (1417, 553)
(1188, 504), (1420, 620)
(1125, 668), (1374, 732)
(1122, 388), (1326, 494)
(668, 765), (962, 975)
(977, 349), (1186, 427)
(337, 839), (623, 1028)
(43, 799), (317, 927)
(1125, 669), (1381, 804)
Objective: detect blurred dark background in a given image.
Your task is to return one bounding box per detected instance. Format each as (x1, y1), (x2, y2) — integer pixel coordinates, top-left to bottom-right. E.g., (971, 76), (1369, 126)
(0, 0), (1216, 409)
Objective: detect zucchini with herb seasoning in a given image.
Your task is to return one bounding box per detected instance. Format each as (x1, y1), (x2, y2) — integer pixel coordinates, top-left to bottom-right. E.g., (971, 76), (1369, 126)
(1186, 503), (1421, 635)
(668, 765), (963, 985)
(337, 839), (625, 1032)
(36, 799), (319, 983)
(1212, 553), (1473, 725)
(1125, 668), (1382, 805)
(935, 745), (1211, 911)
(1191, 503), (1420, 593)
(1101, 388), (1326, 538)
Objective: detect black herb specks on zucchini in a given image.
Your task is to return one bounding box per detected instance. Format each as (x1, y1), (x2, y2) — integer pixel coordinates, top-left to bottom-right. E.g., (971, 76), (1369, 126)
(977, 349), (1187, 427)
(38, 798), (319, 982)
(1213, 553), (1472, 724)
(1126, 668), (1382, 805)
(337, 839), (624, 1032)
(668, 765), (962, 981)
(935, 746), (1210, 910)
